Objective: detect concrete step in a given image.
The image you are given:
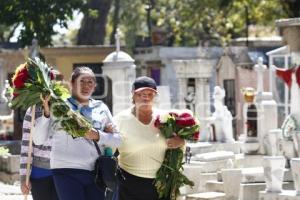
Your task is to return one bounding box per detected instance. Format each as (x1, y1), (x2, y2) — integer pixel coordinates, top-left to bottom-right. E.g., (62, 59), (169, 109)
(206, 180), (294, 200)
(206, 181), (224, 192)
(187, 142), (241, 155)
(186, 192), (225, 200)
(180, 172), (218, 195)
(259, 190), (300, 200)
(216, 167), (294, 183)
(0, 172), (19, 184)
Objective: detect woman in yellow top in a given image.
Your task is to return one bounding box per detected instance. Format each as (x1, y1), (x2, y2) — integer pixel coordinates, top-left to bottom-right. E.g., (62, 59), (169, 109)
(113, 76), (185, 200)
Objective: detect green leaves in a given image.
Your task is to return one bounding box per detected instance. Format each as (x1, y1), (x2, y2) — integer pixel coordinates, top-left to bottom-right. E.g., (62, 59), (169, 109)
(0, 0), (84, 46)
(155, 149), (194, 200)
(177, 124), (200, 139)
(0, 147), (10, 156)
(11, 58), (91, 138)
(51, 82), (70, 100)
(28, 57), (51, 89)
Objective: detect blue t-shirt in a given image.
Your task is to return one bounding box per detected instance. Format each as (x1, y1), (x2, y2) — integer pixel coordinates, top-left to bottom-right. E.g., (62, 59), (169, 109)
(30, 166), (52, 179)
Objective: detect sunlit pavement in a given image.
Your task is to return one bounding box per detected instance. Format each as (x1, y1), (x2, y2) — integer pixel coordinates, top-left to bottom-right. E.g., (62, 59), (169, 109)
(0, 181), (32, 200)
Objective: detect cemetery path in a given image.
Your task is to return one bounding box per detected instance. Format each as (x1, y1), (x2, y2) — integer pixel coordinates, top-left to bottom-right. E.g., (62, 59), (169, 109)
(0, 181), (32, 200)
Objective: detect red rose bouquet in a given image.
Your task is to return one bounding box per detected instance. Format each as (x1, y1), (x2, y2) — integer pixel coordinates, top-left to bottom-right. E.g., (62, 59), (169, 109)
(11, 57), (92, 137)
(154, 110), (200, 200)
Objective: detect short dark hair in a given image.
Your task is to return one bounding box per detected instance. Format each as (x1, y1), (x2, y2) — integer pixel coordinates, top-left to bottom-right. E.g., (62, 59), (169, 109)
(71, 67), (96, 82)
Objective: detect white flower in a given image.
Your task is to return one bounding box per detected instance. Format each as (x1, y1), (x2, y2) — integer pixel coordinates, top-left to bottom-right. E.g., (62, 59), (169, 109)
(159, 113), (170, 123)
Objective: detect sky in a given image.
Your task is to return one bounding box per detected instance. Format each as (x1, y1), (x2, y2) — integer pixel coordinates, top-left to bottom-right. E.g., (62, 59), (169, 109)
(10, 11), (83, 42)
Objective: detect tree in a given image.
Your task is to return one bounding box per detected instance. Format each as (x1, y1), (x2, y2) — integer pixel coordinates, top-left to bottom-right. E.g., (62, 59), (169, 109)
(110, 0), (288, 48)
(280, 0), (300, 17)
(0, 24), (19, 43)
(77, 0), (112, 45)
(0, 0), (83, 47)
(149, 0), (287, 46)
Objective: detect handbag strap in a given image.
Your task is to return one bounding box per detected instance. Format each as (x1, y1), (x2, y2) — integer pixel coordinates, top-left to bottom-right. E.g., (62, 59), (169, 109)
(93, 140), (102, 156)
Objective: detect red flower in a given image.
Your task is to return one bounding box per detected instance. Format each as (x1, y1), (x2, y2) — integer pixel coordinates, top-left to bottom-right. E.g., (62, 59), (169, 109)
(175, 112), (196, 127)
(50, 71), (55, 80)
(12, 63), (29, 89)
(154, 116), (161, 128)
(193, 131), (200, 141)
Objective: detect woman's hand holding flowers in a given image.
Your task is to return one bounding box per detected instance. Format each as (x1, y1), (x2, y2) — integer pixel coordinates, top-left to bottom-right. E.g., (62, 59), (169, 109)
(40, 94), (51, 118)
(166, 134), (185, 149)
(85, 124), (115, 141)
(84, 129), (100, 141)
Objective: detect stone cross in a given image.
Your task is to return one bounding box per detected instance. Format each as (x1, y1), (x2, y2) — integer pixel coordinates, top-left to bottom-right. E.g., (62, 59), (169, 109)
(115, 28), (121, 53)
(254, 57), (266, 93)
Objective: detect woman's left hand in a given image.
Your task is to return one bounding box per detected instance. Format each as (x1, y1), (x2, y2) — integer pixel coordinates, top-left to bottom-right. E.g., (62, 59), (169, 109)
(84, 129), (100, 141)
(166, 134), (185, 149)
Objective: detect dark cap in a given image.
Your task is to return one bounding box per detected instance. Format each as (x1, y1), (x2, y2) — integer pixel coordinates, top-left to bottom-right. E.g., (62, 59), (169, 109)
(132, 76), (157, 93)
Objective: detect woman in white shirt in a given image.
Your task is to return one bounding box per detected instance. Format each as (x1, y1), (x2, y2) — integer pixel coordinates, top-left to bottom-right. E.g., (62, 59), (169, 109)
(33, 67), (121, 200)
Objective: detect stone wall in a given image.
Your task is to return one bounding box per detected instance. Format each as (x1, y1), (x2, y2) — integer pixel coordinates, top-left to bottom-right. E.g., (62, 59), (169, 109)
(0, 141), (21, 184)
(0, 155), (20, 184)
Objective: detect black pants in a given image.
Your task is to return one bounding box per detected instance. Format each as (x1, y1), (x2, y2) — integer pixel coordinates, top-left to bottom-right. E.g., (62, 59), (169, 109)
(118, 169), (169, 200)
(31, 176), (59, 200)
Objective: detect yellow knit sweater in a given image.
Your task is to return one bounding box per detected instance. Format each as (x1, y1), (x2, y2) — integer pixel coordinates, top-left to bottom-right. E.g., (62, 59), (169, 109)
(113, 108), (167, 178)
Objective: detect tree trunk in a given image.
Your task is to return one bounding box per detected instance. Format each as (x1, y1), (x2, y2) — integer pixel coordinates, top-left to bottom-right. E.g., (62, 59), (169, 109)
(110, 0), (120, 45)
(281, 0), (300, 17)
(77, 0), (112, 45)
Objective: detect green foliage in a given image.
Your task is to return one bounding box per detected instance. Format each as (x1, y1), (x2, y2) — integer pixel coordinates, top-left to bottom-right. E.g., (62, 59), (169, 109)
(0, 0), (293, 47)
(11, 58), (91, 138)
(0, 147), (10, 156)
(0, 0), (84, 47)
(87, 8), (99, 18)
(113, 0), (289, 47)
(0, 23), (19, 43)
(155, 149), (193, 200)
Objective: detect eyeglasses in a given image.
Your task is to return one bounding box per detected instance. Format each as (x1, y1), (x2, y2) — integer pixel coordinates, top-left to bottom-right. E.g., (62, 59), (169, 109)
(78, 77), (96, 86)
(80, 80), (95, 86)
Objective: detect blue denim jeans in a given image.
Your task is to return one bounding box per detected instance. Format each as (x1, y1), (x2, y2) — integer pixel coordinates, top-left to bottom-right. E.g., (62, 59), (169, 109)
(52, 168), (105, 200)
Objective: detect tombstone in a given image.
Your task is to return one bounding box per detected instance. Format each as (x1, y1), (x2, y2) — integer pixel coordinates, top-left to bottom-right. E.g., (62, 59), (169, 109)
(290, 158), (300, 195)
(275, 18), (300, 168)
(262, 156), (286, 193)
(0, 79), (12, 116)
(221, 169), (242, 200)
(172, 59), (214, 120)
(241, 87), (260, 154)
(102, 28), (136, 115)
(254, 57), (278, 154)
(207, 86), (234, 143)
(275, 66), (300, 162)
(276, 18), (300, 127)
